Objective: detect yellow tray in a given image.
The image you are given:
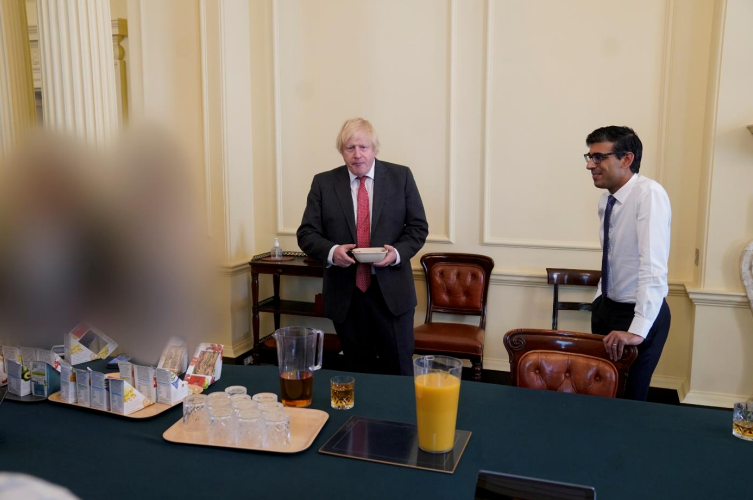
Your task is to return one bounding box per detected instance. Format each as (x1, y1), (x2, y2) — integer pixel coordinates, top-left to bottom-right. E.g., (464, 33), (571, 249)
(163, 407), (329, 453)
(48, 391), (181, 419)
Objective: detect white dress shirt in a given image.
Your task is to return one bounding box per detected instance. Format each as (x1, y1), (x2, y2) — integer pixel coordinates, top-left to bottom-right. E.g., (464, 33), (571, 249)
(327, 161), (401, 267)
(594, 174), (671, 338)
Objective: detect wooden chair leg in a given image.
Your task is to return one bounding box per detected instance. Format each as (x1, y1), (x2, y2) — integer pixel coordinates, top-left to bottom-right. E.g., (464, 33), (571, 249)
(472, 359), (482, 381)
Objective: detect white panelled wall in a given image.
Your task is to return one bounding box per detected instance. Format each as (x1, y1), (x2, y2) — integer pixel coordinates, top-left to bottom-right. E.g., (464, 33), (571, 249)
(120, 0), (752, 406)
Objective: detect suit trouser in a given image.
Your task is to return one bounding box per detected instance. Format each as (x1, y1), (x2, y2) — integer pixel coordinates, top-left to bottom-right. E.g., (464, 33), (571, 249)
(591, 296), (671, 401)
(333, 276), (415, 376)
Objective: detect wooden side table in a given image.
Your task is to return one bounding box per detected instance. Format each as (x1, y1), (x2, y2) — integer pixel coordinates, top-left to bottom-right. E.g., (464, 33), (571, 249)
(249, 254), (328, 365)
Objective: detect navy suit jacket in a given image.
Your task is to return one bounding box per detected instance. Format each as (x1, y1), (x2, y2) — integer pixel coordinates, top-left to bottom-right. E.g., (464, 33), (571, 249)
(297, 159), (428, 323)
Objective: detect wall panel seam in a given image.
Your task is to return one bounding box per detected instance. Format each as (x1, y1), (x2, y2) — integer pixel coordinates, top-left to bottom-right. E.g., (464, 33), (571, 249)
(655, 0), (676, 186)
(138, 0), (148, 110)
(272, 0), (284, 235)
(697, 0), (728, 289)
(481, 0), (493, 247)
(219, 0), (231, 259)
(199, 0), (212, 238)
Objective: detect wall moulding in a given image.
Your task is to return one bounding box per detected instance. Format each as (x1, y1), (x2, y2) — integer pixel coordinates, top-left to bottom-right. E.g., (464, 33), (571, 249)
(481, 238), (601, 252)
(682, 389), (745, 409)
(481, 0), (675, 250)
(272, 0), (456, 244)
(218, 0), (232, 261)
(686, 288), (748, 308)
(654, 0), (676, 187)
(218, 262), (689, 297)
(696, 0), (728, 289)
(228, 334), (254, 361)
(413, 266), (688, 297)
(199, 0), (212, 239)
(138, 0), (149, 108)
(220, 262), (251, 278)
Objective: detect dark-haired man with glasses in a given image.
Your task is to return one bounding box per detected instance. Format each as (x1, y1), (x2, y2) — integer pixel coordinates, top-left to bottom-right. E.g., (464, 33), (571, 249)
(585, 126), (671, 401)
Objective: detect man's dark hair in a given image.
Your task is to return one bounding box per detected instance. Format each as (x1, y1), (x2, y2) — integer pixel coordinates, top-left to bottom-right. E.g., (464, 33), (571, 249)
(586, 126), (642, 174)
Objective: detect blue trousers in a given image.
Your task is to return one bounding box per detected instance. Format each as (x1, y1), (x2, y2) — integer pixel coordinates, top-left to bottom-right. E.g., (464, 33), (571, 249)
(591, 296), (671, 401)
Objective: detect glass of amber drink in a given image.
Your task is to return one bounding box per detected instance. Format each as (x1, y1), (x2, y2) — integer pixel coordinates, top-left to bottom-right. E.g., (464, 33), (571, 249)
(330, 376), (355, 410)
(413, 355), (462, 453)
(733, 401), (753, 441)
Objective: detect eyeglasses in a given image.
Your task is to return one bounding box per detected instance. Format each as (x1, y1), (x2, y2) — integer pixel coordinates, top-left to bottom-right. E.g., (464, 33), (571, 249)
(584, 152), (617, 164)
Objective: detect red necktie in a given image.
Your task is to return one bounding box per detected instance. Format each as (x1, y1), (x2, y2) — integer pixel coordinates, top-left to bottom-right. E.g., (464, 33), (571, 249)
(356, 176), (371, 292)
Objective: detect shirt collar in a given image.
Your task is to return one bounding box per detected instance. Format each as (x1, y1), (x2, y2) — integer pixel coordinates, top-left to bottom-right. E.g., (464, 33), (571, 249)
(611, 173), (639, 204)
(348, 160), (376, 184)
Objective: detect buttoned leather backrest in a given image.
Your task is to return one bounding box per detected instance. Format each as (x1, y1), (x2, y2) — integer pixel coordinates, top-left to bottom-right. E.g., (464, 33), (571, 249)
(503, 329), (638, 399)
(420, 253), (495, 330)
(518, 351), (619, 398)
(429, 264), (485, 311)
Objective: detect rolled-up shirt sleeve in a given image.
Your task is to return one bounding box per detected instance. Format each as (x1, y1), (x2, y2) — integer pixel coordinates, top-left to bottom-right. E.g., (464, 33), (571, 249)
(629, 185), (671, 338)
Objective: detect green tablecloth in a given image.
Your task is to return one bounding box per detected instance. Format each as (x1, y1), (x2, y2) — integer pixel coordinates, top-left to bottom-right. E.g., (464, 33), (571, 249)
(0, 364), (745, 499)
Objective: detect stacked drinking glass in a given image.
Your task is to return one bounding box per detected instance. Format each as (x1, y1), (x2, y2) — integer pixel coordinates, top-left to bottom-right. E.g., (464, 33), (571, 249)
(182, 387), (290, 448)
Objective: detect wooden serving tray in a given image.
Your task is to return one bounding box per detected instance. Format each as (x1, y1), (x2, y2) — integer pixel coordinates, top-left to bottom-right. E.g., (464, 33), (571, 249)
(163, 407), (329, 454)
(48, 391), (181, 419)
(260, 256), (295, 262)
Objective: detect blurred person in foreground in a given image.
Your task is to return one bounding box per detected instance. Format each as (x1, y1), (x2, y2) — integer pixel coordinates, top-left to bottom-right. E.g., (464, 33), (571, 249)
(0, 130), (217, 362)
(297, 118), (428, 375)
(585, 126), (671, 401)
(0, 473), (80, 500)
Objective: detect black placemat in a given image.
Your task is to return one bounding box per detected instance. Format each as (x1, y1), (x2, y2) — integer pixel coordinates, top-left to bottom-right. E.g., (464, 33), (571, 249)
(319, 415), (471, 474)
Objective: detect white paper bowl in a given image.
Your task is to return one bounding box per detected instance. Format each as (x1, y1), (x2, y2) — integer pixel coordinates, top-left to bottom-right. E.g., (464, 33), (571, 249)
(352, 247), (388, 264)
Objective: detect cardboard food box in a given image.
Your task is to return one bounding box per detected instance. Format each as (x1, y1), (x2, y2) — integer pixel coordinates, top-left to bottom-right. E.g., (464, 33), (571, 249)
(158, 337), (188, 375)
(156, 368), (189, 405)
(89, 371), (110, 411)
(109, 379), (153, 415)
(1, 345), (19, 386)
(133, 365), (157, 403)
(3, 346), (22, 365)
(0, 346), (6, 386)
(184, 343), (224, 389)
(65, 323), (118, 365)
(6, 359), (31, 396)
(21, 346), (37, 367)
(35, 348), (64, 372)
(75, 369), (91, 407)
(118, 361), (134, 386)
(31, 360), (61, 397)
(59, 361), (77, 403)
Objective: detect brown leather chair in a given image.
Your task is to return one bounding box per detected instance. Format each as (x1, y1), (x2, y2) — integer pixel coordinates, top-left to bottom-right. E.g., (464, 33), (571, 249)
(546, 268), (601, 330)
(503, 329), (638, 398)
(414, 253), (495, 381)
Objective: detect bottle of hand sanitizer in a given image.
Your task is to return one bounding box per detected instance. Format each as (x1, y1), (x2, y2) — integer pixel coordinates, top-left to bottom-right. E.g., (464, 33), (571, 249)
(271, 238), (283, 259)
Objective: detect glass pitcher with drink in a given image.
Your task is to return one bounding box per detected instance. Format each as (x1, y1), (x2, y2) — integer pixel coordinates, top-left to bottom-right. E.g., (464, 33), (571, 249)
(274, 327), (324, 407)
(414, 355), (463, 453)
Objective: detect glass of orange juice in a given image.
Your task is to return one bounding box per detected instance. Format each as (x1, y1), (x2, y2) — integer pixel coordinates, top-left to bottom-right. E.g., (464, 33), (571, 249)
(413, 355), (463, 453)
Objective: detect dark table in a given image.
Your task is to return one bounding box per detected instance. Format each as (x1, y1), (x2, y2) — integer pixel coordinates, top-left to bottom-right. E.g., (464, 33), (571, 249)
(0, 364), (745, 500)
